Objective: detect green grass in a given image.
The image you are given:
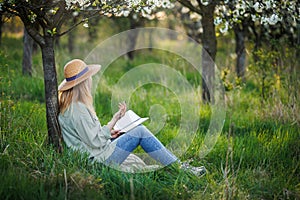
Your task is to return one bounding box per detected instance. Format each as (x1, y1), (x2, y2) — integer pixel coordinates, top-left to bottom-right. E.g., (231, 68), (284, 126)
(1, 36), (300, 200)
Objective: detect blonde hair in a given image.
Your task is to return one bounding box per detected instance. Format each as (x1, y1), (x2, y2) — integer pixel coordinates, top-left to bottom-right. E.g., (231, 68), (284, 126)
(59, 77), (95, 115)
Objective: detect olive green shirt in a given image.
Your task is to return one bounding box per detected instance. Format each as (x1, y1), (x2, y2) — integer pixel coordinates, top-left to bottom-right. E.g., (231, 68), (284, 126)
(58, 102), (117, 162)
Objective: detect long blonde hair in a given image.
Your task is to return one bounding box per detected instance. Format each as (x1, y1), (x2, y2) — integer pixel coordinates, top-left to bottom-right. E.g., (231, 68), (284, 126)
(59, 77), (95, 115)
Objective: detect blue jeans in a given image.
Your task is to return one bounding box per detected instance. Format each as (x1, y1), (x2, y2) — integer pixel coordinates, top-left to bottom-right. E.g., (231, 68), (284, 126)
(105, 125), (178, 166)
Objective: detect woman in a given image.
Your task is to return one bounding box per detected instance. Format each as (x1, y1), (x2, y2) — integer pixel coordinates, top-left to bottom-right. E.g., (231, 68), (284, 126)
(58, 59), (205, 175)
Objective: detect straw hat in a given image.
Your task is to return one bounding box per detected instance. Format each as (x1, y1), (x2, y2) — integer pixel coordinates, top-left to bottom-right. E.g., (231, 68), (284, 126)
(58, 59), (101, 91)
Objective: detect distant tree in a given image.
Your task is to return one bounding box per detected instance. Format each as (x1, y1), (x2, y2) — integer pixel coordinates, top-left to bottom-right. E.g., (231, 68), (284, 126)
(67, 18), (77, 54)
(127, 14), (146, 60)
(22, 28), (34, 76)
(215, 0), (299, 80)
(177, 0), (222, 103)
(0, 13), (3, 45)
(0, 12), (15, 45)
(87, 16), (101, 43)
(0, 0), (172, 150)
(112, 5), (173, 60)
(177, 5), (202, 43)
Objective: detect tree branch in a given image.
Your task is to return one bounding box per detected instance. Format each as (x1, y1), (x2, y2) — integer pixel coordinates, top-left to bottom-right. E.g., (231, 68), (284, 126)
(52, 1), (69, 26)
(57, 10), (100, 37)
(57, 17), (86, 37)
(17, 6), (45, 46)
(177, 0), (202, 15)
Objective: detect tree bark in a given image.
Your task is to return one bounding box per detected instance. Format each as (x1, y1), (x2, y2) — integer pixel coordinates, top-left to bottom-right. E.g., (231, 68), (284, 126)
(22, 28), (34, 76)
(68, 18), (77, 54)
(88, 16), (100, 42)
(201, 4), (217, 103)
(251, 22), (262, 63)
(234, 25), (246, 82)
(0, 13), (3, 46)
(68, 28), (75, 54)
(22, 24), (63, 150)
(127, 16), (144, 60)
(127, 29), (139, 60)
(40, 36), (62, 152)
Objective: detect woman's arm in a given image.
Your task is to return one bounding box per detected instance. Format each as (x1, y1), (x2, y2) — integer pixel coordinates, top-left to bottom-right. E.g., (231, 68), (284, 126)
(106, 102), (127, 131)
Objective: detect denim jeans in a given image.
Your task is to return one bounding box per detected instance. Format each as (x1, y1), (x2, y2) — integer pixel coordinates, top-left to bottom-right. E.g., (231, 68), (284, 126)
(105, 125), (178, 166)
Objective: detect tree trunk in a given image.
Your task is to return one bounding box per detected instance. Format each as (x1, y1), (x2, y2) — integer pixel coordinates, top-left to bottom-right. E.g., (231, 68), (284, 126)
(201, 4), (217, 103)
(88, 16), (100, 42)
(297, 22), (300, 61)
(251, 22), (262, 63)
(127, 16), (144, 60)
(22, 28), (34, 76)
(40, 36), (62, 151)
(0, 13), (3, 46)
(234, 25), (246, 82)
(149, 20), (158, 51)
(68, 29), (75, 54)
(127, 29), (139, 60)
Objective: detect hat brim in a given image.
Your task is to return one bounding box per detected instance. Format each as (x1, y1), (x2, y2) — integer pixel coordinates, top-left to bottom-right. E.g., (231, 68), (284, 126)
(58, 64), (101, 91)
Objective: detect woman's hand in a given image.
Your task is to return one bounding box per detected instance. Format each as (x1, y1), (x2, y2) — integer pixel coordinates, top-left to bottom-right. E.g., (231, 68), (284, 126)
(113, 101), (127, 121)
(107, 101), (127, 130)
(111, 129), (121, 139)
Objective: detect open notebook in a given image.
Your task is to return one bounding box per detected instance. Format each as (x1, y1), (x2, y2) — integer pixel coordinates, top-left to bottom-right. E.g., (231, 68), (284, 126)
(114, 110), (149, 133)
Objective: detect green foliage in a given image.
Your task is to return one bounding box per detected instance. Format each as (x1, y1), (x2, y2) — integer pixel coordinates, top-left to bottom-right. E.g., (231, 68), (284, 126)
(1, 36), (299, 200)
(221, 67), (242, 91)
(249, 48), (280, 99)
(249, 39), (299, 103)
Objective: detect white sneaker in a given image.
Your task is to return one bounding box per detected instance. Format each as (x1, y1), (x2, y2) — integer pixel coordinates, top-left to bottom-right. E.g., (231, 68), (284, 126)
(180, 162), (206, 177)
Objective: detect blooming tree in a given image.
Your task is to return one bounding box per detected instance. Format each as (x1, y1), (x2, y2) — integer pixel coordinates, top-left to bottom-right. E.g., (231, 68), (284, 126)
(0, 0), (172, 149)
(177, 0), (299, 85)
(177, 0), (222, 102)
(214, 0), (299, 79)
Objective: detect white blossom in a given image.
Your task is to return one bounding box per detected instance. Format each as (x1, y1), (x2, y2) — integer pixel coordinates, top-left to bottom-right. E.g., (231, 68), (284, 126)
(200, 0), (209, 6)
(220, 21), (229, 33)
(214, 17), (222, 26)
(190, 0), (199, 7)
(126, 0), (142, 8)
(198, 27), (203, 33)
(65, 0), (91, 10)
(143, 6), (152, 15)
(147, 0), (162, 7)
(260, 16), (269, 25)
(232, 9), (239, 18)
(251, 14), (258, 22)
(265, 0), (271, 9)
(83, 22), (89, 28)
(268, 14), (282, 25)
(146, 0), (173, 9)
(49, 9), (56, 14)
(190, 13), (201, 21)
(161, 0), (174, 9)
(181, 7), (190, 14)
(288, 1), (296, 12)
(123, 10), (130, 17)
(235, 2), (246, 16)
(64, 0), (173, 18)
(141, 10), (154, 19)
(253, 2), (263, 13)
(72, 11), (79, 17)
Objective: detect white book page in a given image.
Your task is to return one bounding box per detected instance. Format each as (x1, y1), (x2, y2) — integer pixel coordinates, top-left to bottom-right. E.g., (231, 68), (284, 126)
(121, 118), (149, 132)
(114, 110), (148, 132)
